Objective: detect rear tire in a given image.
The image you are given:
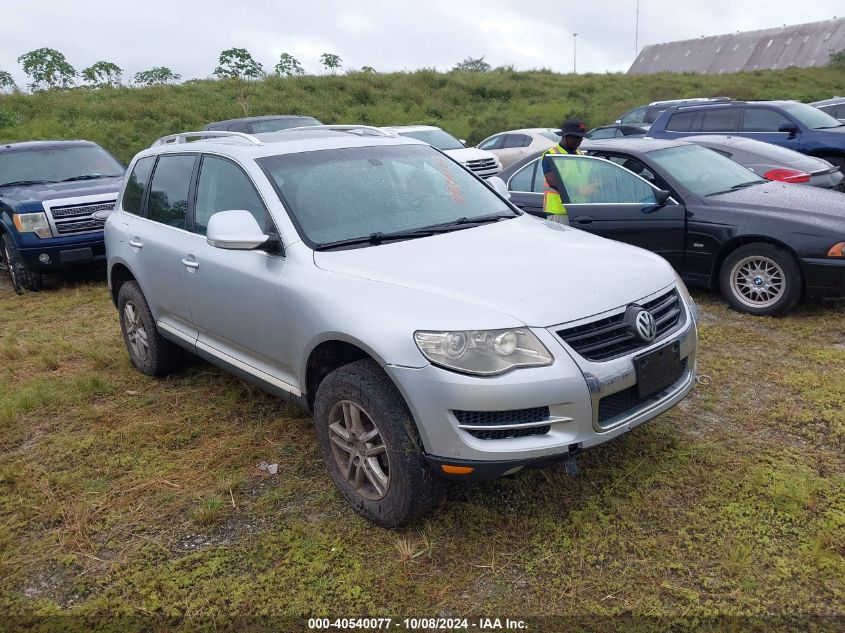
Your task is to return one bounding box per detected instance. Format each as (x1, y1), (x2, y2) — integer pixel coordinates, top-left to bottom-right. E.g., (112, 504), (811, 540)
(2, 233), (43, 294)
(117, 281), (187, 376)
(719, 243), (801, 316)
(313, 359), (442, 527)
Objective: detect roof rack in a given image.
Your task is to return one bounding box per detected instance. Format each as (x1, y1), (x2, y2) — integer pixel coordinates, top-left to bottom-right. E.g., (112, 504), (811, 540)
(151, 131), (263, 147)
(294, 124), (397, 137)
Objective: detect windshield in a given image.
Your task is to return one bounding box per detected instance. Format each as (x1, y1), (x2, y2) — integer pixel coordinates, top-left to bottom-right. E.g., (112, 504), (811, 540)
(251, 117), (321, 133)
(779, 103), (842, 129)
(258, 144), (515, 247)
(397, 129), (465, 151)
(0, 146), (124, 186)
(649, 144), (765, 196)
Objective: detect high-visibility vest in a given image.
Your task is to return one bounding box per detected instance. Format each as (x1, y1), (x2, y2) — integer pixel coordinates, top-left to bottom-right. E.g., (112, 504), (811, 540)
(542, 145), (584, 215)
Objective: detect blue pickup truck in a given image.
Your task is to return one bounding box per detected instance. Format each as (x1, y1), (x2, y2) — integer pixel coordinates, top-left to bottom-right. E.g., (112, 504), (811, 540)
(0, 140), (125, 292)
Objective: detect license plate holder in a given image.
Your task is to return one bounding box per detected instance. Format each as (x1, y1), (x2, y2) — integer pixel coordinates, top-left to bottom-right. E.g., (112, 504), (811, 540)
(634, 340), (682, 399)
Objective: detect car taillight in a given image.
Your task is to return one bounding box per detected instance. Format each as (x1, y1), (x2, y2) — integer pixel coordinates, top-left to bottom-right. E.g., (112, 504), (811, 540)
(763, 168), (811, 183)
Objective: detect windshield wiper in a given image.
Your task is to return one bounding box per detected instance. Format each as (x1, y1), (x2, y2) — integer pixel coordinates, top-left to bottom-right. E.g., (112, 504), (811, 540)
(705, 181), (765, 196)
(424, 212), (515, 230)
(59, 173), (122, 182)
(0, 179), (56, 187)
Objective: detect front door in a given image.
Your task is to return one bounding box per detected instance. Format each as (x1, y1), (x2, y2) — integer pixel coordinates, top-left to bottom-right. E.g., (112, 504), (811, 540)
(546, 155), (687, 270)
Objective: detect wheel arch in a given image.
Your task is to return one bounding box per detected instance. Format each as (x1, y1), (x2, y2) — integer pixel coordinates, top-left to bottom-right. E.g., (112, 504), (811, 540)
(711, 234), (804, 294)
(108, 261), (138, 308)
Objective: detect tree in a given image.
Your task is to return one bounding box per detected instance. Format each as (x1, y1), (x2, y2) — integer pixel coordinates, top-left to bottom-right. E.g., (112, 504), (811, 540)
(829, 49), (845, 69)
(452, 56), (492, 72)
(320, 53), (342, 75)
(361, 66), (376, 74)
(0, 71), (17, 93)
(213, 47), (264, 115)
(17, 48), (76, 90)
(81, 61), (123, 88)
(274, 53), (304, 77)
(133, 67), (181, 86)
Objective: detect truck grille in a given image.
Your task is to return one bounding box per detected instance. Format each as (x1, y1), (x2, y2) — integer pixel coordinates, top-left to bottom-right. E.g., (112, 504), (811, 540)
(464, 158), (499, 174)
(597, 359), (688, 426)
(454, 407), (551, 440)
(557, 288), (683, 362)
(48, 200), (115, 235)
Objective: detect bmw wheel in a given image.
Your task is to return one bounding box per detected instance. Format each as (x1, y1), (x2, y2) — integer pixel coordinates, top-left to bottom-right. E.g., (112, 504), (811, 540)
(720, 243), (801, 316)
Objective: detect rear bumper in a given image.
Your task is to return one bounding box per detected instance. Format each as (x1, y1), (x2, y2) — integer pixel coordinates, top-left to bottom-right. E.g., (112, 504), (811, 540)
(801, 257), (845, 300)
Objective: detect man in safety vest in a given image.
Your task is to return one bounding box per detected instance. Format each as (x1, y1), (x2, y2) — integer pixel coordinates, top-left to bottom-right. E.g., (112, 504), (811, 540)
(541, 118), (589, 224)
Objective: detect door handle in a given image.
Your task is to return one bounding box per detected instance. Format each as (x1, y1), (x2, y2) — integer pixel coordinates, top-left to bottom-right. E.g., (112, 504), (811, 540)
(128, 238), (143, 249)
(181, 256), (199, 271)
(572, 216), (594, 224)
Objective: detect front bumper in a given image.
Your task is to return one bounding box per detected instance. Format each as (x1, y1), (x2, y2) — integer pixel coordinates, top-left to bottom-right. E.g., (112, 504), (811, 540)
(18, 237), (106, 272)
(801, 257), (845, 300)
(386, 288), (698, 474)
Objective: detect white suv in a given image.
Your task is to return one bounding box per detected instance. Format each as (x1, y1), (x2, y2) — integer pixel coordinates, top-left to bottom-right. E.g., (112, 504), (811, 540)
(381, 125), (502, 178)
(104, 126), (698, 527)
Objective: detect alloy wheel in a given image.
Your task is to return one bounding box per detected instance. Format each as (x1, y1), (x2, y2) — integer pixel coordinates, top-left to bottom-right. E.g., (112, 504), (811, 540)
(123, 301), (149, 360)
(327, 400), (390, 500)
(729, 255), (785, 309)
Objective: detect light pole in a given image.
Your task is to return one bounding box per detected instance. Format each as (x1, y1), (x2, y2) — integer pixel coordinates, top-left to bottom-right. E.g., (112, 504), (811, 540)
(573, 33), (578, 73)
(635, 0), (640, 58)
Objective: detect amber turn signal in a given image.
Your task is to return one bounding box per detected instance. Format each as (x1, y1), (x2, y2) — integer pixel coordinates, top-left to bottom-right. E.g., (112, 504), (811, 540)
(440, 464), (474, 475)
(827, 242), (845, 258)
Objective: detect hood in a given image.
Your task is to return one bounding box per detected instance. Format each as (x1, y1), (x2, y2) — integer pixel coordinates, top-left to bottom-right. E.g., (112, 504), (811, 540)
(442, 147), (500, 165)
(704, 181), (845, 228)
(0, 176), (123, 209)
(313, 216), (676, 327)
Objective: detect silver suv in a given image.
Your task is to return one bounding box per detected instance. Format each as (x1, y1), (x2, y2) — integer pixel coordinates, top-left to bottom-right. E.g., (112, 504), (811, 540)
(105, 127), (699, 526)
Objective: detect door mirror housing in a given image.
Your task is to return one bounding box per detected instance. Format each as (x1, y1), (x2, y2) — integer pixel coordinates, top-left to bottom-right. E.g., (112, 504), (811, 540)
(778, 123), (799, 136)
(642, 189), (674, 214)
(486, 176), (511, 200)
(206, 210), (269, 250)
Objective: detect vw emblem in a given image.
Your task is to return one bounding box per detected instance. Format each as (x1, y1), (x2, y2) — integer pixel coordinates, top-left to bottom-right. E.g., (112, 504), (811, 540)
(634, 310), (657, 342)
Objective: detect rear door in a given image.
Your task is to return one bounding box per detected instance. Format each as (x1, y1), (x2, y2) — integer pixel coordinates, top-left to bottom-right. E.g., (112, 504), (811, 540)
(546, 155), (687, 269)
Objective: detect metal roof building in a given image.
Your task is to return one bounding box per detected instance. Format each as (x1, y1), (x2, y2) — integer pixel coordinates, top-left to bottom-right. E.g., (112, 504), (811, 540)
(628, 17), (845, 74)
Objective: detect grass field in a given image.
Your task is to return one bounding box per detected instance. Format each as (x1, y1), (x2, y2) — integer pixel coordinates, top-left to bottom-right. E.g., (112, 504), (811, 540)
(0, 268), (843, 631)
(1, 67), (844, 164)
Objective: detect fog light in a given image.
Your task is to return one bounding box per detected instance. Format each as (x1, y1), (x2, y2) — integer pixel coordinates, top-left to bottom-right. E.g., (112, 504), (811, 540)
(38, 253), (51, 264)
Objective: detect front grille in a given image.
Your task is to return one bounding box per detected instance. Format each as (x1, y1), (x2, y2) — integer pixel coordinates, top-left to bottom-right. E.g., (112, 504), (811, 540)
(597, 358), (688, 426)
(465, 158), (498, 172)
(557, 288), (683, 362)
(47, 200), (115, 236)
(454, 406), (551, 440)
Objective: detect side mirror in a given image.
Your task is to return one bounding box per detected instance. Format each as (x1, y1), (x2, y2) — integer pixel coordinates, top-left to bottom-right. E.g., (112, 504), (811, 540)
(642, 190), (673, 214)
(459, 139), (467, 146)
(486, 176), (511, 200)
(206, 210), (269, 250)
(778, 123), (799, 136)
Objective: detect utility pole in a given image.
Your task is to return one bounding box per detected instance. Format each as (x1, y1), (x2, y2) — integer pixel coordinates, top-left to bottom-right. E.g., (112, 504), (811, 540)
(573, 32), (578, 73)
(635, 0), (640, 58)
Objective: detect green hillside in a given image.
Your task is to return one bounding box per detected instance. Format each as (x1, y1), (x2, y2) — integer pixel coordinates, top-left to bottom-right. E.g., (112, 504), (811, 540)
(1, 67), (843, 163)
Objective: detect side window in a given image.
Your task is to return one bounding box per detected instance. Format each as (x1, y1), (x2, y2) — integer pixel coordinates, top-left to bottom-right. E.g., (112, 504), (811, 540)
(700, 109), (740, 132)
(194, 156), (271, 236)
(666, 112), (696, 132)
(835, 105), (845, 119)
(121, 156), (155, 215)
(503, 134), (529, 148)
(521, 134), (533, 147)
(549, 156), (658, 205)
(602, 155), (665, 189)
(620, 107), (646, 124)
(508, 161), (537, 192)
(589, 128), (618, 139)
(741, 108), (792, 132)
(146, 154), (196, 229)
(478, 135), (504, 150)
(644, 107), (666, 124)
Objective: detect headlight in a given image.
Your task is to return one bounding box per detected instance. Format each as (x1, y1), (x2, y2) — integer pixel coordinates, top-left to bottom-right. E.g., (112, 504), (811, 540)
(673, 271), (698, 324)
(414, 328), (553, 376)
(13, 212), (52, 238)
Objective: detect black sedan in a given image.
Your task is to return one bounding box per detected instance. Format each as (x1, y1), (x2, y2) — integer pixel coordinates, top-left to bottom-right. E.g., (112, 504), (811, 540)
(496, 138), (845, 315)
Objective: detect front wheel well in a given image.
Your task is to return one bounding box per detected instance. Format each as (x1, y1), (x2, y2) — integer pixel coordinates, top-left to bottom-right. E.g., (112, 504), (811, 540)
(109, 264), (137, 308)
(711, 236), (803, 293)
(305, 340), (373, 410)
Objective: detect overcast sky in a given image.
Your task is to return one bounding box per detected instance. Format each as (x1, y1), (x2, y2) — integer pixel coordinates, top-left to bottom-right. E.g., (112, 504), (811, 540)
(2, 0), (843, 86)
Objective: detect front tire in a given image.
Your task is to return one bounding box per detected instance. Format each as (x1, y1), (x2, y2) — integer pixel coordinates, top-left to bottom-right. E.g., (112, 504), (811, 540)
(117, 281), (186, 376)
(2, 233), (43, 294)
(719, 243), (801, 316)
(313, 359), (441, 527)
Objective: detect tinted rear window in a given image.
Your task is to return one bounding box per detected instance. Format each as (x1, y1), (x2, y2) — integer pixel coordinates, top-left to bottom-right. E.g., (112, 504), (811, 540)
(122, 156), (155, 215)
(666, 112), (696, 132)
(700, 109), (740, 132)
(147, 155), (196, 229)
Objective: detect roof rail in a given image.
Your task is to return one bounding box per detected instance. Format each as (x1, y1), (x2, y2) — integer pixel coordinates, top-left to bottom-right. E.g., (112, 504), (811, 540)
(151, 131), (264, 147)
(294, 124), (397, 137)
